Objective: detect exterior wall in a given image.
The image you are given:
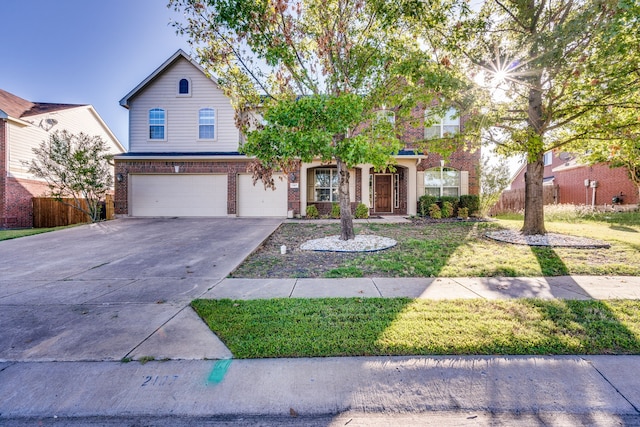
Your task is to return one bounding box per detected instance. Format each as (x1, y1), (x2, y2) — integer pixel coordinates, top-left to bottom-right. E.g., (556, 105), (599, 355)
(0, 120), (7, 227)
(114, 158), (300, 216)
(510, 152), (638, 207)
(2, 177), (49, 228)
(127, 57), (239, 153)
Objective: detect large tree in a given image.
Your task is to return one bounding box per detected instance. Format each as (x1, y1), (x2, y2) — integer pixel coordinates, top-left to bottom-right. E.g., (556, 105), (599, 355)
(458, 0), (639, 234)
(26, 130), (114, 222)
(170, 0), (474, 240)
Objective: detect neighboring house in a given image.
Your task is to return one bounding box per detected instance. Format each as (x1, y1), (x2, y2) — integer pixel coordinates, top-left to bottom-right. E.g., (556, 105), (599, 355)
(114, 50), (479, 218)
(508, 151), (638, 208)
(0, 89), (125, 228)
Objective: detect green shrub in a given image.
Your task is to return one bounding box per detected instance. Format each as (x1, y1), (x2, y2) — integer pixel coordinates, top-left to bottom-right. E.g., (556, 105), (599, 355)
(458, 207), (469, 218)
(355, 203), (369, 219)
(418, 195), (439, 217)
(440, 196), (459, 216)
(459, 195), (480, 215)
(330, 203), (341, 219)
(441, 201), (454, 218)
(429, 203), (442, 219)
(306, 205), (319, 219)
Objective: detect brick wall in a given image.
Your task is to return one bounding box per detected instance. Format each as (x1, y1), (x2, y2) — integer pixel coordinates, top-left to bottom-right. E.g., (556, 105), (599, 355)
(0, 120), (6, 227)
(1, 177), (49, 228)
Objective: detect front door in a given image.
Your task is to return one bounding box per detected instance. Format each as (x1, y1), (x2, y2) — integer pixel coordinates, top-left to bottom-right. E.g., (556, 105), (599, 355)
(374, 175), (392, 213)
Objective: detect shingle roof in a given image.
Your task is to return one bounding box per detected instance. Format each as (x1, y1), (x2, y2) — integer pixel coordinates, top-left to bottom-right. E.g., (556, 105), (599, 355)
(0, 88), (85, 119)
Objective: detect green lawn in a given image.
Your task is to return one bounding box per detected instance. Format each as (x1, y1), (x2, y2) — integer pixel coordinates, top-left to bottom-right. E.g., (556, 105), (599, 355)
(192, 298), (640, 358)
(0, 226), (74, 241)
(231, 211), (640, 278)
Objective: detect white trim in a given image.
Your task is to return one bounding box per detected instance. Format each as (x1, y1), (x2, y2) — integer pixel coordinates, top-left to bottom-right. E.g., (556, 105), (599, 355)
(176, 77), (192, 97)
(147, 108), (167, 142)
(197, 107), (217, 141)
(113, 154), (248, 160)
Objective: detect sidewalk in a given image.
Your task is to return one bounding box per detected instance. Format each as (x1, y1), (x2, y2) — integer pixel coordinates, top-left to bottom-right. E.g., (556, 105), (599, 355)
(2, 275), (640, 425)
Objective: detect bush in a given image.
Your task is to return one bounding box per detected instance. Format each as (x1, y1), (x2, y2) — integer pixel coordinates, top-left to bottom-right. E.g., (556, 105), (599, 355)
(459, 195), (480, 215)
(440, 197), (458, 216)
(429, 203), (442, 219)
(441, 201), (454, 218)
(355, 203), (369, 219)
(458, 207), (469, 218)
(306, 205), (319, 219)
(419, 195), (439, 217)
(330, 203), (341, 219)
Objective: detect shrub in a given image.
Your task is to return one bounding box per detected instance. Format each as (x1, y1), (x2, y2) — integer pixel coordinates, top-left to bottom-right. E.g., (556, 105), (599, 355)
(355, 203), (369, 219)
(441, 201), (454, 218)
(459, 195), (480, 215)
(440, 196), (459, 215)
(429, 203), (442, 219)
(458, 207), (469, 218)
(330, 203), (341, 219)
(418, 195), (439, 217)
(306, 205), (319, 219)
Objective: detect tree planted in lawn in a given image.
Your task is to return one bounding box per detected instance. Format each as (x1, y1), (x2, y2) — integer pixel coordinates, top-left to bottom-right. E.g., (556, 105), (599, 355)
(26, 130), (114, 222)
(457, 0), (639, 234)
(170, 0), (472, 240)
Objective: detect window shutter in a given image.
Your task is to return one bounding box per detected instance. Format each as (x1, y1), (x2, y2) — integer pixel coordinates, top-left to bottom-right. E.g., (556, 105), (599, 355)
(307, 169), (315, 202)
(460, 171), (469, 195)
(416, 171), (425, 198)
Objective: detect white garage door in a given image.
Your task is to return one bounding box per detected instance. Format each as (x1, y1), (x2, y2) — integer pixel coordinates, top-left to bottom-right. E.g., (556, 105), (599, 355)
(130, 174), (227, 217)
(237, 174), (288, 217)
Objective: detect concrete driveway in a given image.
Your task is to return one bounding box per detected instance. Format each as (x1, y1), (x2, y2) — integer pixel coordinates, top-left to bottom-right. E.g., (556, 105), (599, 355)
(0, 217), (282, 362)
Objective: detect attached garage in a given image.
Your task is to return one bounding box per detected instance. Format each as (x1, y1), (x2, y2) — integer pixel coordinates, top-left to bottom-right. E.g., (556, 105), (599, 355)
(237, 173), (288, 217)
(130, 174), (228, 217)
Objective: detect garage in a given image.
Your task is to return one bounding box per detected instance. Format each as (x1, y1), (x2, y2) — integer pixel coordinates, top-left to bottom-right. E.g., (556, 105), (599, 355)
(130, 174), (228, 217)
(237, 173), (288, 217)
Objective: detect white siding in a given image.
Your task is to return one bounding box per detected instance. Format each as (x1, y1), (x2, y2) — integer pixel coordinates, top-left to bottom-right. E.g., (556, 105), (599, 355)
(8, 106), (123, 178)
(128, 58), (239, 153)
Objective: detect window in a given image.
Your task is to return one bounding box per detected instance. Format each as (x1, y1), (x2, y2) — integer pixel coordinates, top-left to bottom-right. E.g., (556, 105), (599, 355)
(149, 108), (165, 140)
(178, 78), (190, 95)
(424, 167), (460, 197)
(376, 109), (395, 125)
(543, 151), (553, 166)
(425, 107), (460, 139)
(199, 108), (215, 139)
(313, 168), (339, 202)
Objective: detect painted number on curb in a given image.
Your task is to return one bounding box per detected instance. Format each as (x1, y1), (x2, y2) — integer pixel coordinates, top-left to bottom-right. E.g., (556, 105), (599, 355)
(141, 375), (179, 387)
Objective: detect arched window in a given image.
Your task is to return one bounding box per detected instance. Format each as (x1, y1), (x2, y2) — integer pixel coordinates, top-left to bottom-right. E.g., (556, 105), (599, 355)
(424, 167), (460, 197)
(149, 108), (165, 140)
(178, 78), (190, 95)
(198, 108), (215, 139)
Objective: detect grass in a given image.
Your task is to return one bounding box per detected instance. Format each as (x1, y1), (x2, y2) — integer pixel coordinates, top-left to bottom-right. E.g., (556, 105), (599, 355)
(192, 298), (640, 358)
(0, 225), (76, 241)
(230, 212), (640, 278)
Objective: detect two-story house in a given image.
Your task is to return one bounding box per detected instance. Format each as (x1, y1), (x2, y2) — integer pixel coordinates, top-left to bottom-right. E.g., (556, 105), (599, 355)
(0, 89), (125, 228)
(114, 50), (479, 218)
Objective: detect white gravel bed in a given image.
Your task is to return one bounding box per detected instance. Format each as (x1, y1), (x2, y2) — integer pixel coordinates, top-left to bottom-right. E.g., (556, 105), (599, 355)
(486, 229), (610, 248)
(300, 235), (397, 252)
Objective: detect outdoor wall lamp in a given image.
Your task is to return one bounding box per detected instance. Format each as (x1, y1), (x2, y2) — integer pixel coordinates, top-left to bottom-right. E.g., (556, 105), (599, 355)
(116, 173), (124, 183)
(289, 172), (296, 182)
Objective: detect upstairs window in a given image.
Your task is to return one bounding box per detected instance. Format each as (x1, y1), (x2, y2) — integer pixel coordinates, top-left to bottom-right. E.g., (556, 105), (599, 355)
(543, 151), (553, 166)
(198, 108), (216, 139)
(149, 108), (166, 140)
(178, 78), (190, 95)
(425, 107), (460, 139)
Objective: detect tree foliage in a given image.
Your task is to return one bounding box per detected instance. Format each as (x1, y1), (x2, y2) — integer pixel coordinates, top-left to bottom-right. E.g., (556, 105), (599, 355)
(456, 0), (640, 234)
(26, 130), (114, 222)
(478, 153), (511, 217)
(170, 0), (480, 239)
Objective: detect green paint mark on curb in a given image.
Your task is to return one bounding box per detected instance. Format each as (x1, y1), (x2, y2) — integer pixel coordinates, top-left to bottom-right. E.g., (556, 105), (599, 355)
(208, 359), (232, 384)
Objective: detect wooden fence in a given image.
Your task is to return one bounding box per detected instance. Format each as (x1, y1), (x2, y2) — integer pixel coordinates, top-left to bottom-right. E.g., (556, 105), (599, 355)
(490, 186), (559, 215)
(32, 194), (114, 228)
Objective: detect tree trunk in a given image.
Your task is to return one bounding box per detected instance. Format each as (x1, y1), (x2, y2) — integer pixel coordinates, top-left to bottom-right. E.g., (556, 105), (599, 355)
(522, 156), (546, 235)
(336, 157), (355, 240)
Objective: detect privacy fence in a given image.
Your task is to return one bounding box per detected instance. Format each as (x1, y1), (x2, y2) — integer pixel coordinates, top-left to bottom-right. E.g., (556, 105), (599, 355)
(32, 195), (114, 228)
(490, 186), (559, 215)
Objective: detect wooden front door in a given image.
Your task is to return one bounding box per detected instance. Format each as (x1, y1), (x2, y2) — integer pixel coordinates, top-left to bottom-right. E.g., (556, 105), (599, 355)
(374, 175), (392, 213)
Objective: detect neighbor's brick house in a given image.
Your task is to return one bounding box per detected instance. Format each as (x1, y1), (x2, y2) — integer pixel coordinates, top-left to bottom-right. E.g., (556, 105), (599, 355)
(114, 50), (480, 218)
(0, 89), (124, 228)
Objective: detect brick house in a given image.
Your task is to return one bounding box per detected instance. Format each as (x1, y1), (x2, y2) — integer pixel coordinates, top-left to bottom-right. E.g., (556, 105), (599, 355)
(509, 151), (638, 208)
(114, 50), (480, 218)
(0, 89), (124, 228)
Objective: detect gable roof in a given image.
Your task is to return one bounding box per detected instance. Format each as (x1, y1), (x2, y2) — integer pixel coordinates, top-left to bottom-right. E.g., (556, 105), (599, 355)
(119, 49), (216, 109)
(0, 88), (85, 120)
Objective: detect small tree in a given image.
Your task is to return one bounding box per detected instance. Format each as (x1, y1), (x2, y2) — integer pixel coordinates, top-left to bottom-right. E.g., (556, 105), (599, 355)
(478, 154), (511, 217)
(26, 130), (114, 222)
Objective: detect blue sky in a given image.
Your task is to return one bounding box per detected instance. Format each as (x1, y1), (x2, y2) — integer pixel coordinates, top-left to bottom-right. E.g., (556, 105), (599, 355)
(1, 0), (190, 148)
